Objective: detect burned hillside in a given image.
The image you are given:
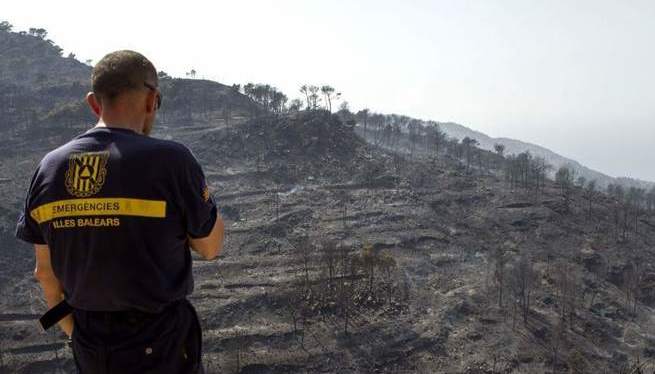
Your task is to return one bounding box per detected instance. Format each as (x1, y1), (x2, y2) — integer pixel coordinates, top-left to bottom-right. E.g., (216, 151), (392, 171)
(193, 110), (375, 184)
(1, 26), (655, 374)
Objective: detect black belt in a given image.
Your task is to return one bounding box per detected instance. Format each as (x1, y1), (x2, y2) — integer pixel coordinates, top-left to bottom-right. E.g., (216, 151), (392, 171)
(39, 299), (73, 331)
(39, 299), (181, 330)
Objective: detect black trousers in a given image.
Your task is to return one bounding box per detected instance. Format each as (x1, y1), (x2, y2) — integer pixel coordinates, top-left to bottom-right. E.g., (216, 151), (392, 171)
(71, 299), (203, 374)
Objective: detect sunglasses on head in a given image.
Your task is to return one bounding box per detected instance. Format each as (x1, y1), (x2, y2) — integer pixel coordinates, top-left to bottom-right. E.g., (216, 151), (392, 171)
(143, 82), (162, 110)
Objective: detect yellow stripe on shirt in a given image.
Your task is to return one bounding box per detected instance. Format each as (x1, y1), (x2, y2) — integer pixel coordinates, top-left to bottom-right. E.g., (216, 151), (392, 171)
(30, 198), (167, 224)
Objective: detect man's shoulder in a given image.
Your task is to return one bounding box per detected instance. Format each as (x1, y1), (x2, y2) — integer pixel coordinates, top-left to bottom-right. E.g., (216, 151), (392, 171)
(45, 130), (192, 159)
(147, 137), (192, 155)
(144, 137), (198, 166)
(35, 130), (201, 179)
(39, 138), (80, 169)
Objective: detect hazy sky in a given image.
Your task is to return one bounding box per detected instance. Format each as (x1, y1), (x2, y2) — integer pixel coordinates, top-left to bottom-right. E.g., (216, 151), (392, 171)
(4, 0), (655, 181)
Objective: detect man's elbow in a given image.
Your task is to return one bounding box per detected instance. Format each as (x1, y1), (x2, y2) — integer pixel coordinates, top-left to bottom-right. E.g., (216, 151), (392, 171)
(197, 238), (222, 260)
(34, 267), (57, 285)
(34, 268), (45, 282)
(189, 241), (219, 260)
(191, 217), (224, 260)
(203, 249), (219, 261)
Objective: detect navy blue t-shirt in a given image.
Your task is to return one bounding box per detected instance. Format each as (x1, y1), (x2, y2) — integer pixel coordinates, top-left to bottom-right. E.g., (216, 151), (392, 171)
(15, 127), (217, 313)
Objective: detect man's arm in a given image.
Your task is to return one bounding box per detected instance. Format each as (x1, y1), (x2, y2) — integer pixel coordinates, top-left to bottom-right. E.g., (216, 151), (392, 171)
(188, 214), (225, 260)
(34, 244), (73, 337)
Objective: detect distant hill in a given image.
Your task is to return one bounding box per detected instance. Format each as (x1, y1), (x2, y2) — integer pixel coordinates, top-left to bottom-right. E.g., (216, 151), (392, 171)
(439, 121), (655, 189)
(0, 28), (89, 88)
(0, 28), (260, 147)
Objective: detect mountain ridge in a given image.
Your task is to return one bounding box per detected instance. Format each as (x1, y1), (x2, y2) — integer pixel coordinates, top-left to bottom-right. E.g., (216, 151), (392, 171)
(438, 121), (655, 189)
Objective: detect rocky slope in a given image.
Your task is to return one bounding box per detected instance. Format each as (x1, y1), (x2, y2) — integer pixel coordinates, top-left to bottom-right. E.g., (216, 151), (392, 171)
(1, 28), (655, 374)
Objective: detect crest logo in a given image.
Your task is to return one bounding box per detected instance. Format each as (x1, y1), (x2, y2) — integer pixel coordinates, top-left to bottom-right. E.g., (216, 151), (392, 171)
(65, 151), (109, 198)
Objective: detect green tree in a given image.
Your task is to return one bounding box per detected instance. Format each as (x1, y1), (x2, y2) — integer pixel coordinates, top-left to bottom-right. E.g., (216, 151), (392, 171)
(28, 27), (47, 39)
(493, 143), (505, 157)
(243, 83), (287, 113)
(299, 85), (321, 110)
(270, 90), (288, 113)
(288, 98), (303, 112)
(320, 85), (338, 112)
(338, 101), (350, 113)
(0, 21), (13, 32)
(308, 85), (320, 109)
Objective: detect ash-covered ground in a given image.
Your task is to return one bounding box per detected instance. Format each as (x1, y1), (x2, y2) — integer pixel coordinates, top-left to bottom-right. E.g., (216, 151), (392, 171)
(2, 110), (655, 374)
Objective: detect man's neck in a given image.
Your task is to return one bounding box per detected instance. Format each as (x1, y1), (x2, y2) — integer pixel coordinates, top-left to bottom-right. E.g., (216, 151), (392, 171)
(94, 119), (143, 134)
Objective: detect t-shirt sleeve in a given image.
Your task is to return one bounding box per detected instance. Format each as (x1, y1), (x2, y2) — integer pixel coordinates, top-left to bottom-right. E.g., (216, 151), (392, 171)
(177, 148), (218, 238)
(15, 166), (46, 245)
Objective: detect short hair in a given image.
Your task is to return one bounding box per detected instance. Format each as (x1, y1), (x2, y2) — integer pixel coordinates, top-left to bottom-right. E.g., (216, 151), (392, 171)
(91, 50), (157, 104)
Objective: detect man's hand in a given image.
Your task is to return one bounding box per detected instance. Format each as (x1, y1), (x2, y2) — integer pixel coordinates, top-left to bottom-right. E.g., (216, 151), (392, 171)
(34, 244), (73, 337)
(188, 214), (225, 260)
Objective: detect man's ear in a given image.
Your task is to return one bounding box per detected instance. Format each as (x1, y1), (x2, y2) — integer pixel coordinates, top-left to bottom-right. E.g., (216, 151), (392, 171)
(145, 90), (157, 115)
(86, 92), (102, 117)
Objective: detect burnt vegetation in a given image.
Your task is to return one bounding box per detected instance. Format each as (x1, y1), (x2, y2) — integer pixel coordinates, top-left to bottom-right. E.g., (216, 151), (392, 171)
(1, 24), (655, 373)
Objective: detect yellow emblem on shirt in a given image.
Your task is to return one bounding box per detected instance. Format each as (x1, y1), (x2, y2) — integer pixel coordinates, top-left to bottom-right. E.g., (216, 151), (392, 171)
(64, 151), (109, 198)
(202, 185), (210, 202)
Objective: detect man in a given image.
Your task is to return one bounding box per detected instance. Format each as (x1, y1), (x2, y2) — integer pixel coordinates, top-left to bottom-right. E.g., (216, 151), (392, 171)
(15, 50), (224, 373)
